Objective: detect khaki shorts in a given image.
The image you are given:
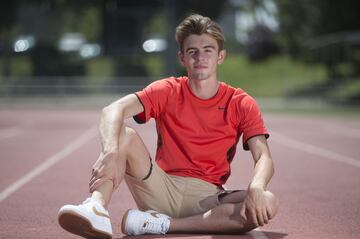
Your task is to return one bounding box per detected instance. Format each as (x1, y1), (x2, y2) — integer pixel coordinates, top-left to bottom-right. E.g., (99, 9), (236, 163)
(125, 162), (237, 218)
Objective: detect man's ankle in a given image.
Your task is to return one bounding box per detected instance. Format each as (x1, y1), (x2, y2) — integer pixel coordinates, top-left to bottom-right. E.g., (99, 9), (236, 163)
(91, 193), (108, 209)
(90, 181), (113, 208)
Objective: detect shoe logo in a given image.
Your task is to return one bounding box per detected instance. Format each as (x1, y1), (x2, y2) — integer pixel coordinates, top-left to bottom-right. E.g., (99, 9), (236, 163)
(150, 212), (159, 218)
(92, 206), (110, 219)
(217, 106), (226, 110)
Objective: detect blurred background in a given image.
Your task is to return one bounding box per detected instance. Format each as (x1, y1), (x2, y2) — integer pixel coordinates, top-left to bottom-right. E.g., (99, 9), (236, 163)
(1, 0), (360, 112)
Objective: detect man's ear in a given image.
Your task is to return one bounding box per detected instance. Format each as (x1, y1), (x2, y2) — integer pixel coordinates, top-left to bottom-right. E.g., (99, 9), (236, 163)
(178, 51), (185, 66)
(218, 49), (226, 64)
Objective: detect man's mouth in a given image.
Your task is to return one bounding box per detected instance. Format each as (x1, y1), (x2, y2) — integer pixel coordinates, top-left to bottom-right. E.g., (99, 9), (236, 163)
(194, 65), (207, 69)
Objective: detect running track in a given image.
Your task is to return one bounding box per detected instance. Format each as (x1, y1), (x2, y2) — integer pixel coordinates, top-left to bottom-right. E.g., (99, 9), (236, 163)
(0, 109), (359, 238)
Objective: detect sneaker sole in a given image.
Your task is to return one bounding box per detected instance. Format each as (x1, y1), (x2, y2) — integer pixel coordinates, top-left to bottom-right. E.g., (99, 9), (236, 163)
(58, 210), (112, 239)
(120, 209), (130, 235)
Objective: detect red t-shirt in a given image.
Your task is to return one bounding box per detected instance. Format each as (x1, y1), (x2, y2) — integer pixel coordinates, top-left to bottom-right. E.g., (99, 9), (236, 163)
(134, 76), (269, 186)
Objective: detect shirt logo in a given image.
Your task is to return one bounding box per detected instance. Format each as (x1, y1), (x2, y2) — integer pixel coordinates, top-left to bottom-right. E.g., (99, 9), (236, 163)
(217, 106), (226, 110)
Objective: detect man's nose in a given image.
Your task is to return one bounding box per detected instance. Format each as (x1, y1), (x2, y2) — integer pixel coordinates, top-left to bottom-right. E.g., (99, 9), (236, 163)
(194, 51), (206, 61)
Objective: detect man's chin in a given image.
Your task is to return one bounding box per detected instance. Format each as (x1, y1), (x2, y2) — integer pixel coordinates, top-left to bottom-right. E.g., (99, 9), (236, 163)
(190, 73), (210, 81)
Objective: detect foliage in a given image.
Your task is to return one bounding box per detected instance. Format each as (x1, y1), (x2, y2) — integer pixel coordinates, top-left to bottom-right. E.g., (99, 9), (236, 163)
(275, 0), (360, 57)
(274, 0), (360, 104)
(218, 54), (327, 97)
(244, 24), (280, 62)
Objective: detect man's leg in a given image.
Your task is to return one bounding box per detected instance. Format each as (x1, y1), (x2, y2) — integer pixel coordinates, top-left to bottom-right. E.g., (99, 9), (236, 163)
(58, 125), (152, 238)
(90, 124), (152, 208)
(122, 190), (278, 235)
(169, 191), (279, 234)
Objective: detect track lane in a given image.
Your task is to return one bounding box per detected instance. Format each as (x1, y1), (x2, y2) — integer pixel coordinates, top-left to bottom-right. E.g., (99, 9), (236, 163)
(0, 110), (99, 191)
(1, 110), (359, 238)
(0, 126), (97, 203)
(263, 114), (360, 239)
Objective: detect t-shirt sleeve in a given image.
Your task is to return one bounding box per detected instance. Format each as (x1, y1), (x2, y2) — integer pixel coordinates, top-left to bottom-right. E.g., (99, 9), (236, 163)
(133, 79), (172, 124)
(237, 95), (269, 150)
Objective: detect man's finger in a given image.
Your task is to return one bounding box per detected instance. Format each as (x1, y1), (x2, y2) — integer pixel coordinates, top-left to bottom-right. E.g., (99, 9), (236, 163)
(267, 205), (274, 220)
(256, 207), (264, 226)
(89, 176), (98, 188)
(263, 208), (269, 224)
(239, 203), (247, 223)
(91, 167), (104, 179)
(250, 209), (258, 227)
(89, 178), (102, 193)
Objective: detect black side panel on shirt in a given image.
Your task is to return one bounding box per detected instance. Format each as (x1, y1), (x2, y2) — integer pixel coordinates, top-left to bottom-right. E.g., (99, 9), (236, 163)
(133, 93), (146, 124)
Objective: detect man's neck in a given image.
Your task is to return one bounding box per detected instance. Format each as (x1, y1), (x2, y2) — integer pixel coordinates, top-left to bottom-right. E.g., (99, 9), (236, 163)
(188, 77), (219, 100)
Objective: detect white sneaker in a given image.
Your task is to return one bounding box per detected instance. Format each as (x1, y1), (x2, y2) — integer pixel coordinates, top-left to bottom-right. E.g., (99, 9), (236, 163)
(121, 209), (171, 235)
(58, 198), (113, 239)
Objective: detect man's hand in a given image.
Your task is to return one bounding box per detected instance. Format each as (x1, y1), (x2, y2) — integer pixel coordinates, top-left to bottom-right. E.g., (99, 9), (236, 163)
(239, 186), (270, 227)
(89, 151), (121, 193)
(243, 135), (274, 227)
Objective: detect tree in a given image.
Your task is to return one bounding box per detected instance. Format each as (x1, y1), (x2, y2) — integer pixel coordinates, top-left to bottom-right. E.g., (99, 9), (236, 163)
(0, 1), (20, 78)
(275, 0), (360, 57)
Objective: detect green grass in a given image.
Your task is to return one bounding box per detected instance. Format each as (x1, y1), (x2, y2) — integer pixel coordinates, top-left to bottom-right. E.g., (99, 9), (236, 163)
(4, 53), (360, 105)
(144, 55), (164, 78)
(0, 56), (33, 82)
(327, 79), (360, 100)
(218, 54), (327, 97)
(86, 57), (115, 77)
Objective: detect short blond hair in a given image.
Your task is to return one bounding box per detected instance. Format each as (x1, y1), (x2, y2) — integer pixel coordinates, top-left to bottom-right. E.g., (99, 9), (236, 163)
(175, 14), (225, 52)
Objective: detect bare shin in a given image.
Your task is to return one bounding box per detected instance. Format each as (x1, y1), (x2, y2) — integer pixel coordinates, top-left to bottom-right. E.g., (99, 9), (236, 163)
(90, 125), (151, 208)
(169, 191), (278, 234)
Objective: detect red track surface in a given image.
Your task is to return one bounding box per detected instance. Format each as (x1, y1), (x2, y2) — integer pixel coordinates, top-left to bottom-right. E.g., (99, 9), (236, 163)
(0, 109), (359, 238)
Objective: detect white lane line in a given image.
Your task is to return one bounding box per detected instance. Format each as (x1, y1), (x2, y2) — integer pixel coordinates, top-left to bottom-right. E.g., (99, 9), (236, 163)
(0, 127), (22, 140)
(0, 126), (97, 203)
(249, 228), (269, 239)
(272, 131), (360, 168)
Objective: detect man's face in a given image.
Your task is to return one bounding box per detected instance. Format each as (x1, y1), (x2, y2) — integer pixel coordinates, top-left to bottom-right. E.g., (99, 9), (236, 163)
(178, 34), (226, 81)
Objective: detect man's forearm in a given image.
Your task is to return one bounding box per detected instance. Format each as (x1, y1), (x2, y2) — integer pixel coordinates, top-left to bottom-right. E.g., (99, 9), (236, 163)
(98, 94), (144, 154)
(249, 155), (274, 190)
(99, 104), (125, 154)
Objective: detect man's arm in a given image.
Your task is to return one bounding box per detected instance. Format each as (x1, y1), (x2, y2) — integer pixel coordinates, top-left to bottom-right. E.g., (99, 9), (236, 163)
(89, 94), (144, 193)
(239, 135), (274, 227)
(99, 94), (144, 154)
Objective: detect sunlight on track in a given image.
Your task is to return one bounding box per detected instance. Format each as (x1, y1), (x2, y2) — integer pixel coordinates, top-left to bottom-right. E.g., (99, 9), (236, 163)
(0, 126), (97, 203)
(272, 131), (360, 168)
(0, 127), (22, 140)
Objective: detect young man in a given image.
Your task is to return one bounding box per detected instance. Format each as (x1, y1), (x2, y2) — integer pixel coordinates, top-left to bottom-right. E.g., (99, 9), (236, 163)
(58, 14), (279, 238)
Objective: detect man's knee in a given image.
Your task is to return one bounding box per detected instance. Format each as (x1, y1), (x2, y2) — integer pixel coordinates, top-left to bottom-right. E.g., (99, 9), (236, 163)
(118, 124), (138, 149)
(119, 125), (151, 179)
(203, 192), (279, 233)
